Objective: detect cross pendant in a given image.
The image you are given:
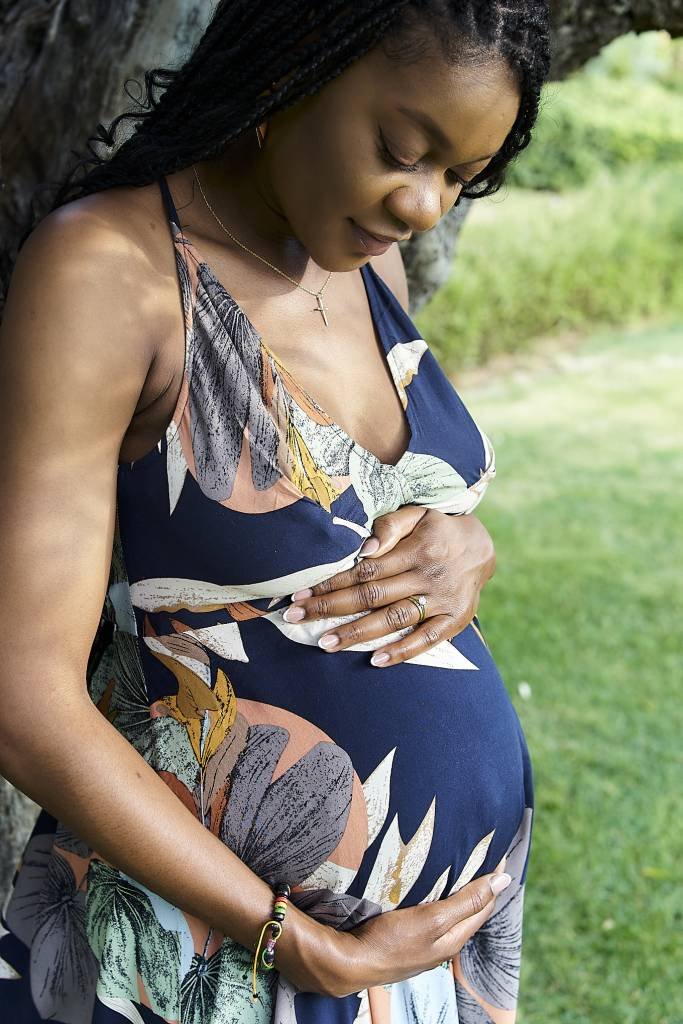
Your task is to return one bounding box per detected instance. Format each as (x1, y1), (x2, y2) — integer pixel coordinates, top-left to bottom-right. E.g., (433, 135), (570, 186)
(314, 293), (330, 327)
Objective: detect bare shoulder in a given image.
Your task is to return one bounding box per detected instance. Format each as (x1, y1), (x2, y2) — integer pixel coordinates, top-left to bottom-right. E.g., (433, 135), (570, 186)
(12, 183), (173, 359)
(1, 183), (182, 461)
(4, 182), (181, 413)
(370, 242), (410, 313)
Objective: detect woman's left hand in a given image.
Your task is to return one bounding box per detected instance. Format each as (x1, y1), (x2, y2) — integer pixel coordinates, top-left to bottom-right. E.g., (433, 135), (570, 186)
(283, 506), (496, 667)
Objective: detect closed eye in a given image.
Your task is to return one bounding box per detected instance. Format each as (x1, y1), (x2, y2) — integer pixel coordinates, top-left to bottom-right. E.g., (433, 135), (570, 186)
(377, 128), (469, 189)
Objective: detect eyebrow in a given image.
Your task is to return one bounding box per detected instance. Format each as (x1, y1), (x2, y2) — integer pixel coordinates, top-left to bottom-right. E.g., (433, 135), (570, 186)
(396, 105), (498, 165)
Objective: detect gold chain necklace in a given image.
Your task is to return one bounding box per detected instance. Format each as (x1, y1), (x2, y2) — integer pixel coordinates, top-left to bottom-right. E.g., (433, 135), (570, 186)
(192, 166), (332, 327)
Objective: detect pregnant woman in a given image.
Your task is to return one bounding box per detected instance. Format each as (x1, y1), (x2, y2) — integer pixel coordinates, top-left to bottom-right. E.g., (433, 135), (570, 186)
(0, 2), (551, 1022)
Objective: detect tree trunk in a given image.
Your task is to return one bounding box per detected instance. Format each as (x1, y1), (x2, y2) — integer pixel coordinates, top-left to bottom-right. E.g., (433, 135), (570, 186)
(1, 0), (682, 902)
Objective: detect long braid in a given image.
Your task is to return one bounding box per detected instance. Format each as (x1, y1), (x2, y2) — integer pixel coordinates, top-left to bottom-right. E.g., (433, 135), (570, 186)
(47, 0), (551, 211)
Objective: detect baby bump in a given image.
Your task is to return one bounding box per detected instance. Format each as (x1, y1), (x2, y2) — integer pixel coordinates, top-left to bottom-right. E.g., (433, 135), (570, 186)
(119, 611), (529, 928)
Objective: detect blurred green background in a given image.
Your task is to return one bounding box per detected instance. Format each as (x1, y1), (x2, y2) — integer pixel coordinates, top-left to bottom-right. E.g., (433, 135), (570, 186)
(416, 32), (683, 1024)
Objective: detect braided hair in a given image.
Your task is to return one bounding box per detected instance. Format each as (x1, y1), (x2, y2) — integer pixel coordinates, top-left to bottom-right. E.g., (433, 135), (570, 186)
(48, 0), (551, 211)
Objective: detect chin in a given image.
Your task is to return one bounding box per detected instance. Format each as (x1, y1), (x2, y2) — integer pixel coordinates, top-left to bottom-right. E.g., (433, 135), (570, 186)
(300, 225), (372, 274)
(308, 249), (369, 274)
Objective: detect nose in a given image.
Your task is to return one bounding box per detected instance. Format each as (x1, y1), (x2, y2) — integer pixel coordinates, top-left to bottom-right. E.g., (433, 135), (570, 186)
(384, 175), (456, 235)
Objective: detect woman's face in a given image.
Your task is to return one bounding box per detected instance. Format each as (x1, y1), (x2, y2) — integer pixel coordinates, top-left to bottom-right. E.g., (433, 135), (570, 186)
(258, 32), (521, 271)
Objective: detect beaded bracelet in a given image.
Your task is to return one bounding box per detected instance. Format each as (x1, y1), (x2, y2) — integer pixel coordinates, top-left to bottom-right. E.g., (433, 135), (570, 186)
(251, 883), (291, 1001)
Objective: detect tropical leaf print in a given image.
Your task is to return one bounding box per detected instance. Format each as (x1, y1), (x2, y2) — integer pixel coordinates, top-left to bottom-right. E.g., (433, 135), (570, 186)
(120, 873), (196, 982)
(450, 830), (496, 894)
(146, 629), (212, 688)
(21, 851), (99, 1023)
(453, 808), (533, 1022)
(176, 620), (250, 663)
(86, 859), (182, 1017)
(420, 867), (451, 905)
(362, 799), (436, 911)
(95, 995), (147, 1023)
(200, 711), (250, 831)
(0, 955), (20, 980)
(150, 656), (236, 771)
(220, 724), (354, 887)
(166, 417), (189, 515)
(104, 629), (149, 737)
(297, 859), (357, 895)
(458, 887), (525, 1016)
(286, 416), (345, 510)
(386, 340), (429, 409)
(389, 958), (459, 1024)
(362, 747), (396, 848)
(54, 821), (91, 859)
(188, 271), (283, 501)
(285, 398), (356, 479)
(454, 983), (497, 1023)
(4, 831), (55, 948)
(180, 938), (276, 1023)
(128, 541), (365, 611)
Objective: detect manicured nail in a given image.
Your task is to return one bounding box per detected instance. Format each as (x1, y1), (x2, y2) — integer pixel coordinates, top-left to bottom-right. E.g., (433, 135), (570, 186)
(291, 588), (313, 601)
(371, 652), (390, 666)
(490, 873), (512, 896)
(283, 606), (305, 622)
(360, 536), (380, 555)
(319, 634), (340, 650)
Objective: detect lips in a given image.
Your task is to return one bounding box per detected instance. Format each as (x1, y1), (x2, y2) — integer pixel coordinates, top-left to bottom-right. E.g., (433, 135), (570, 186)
(350, 219), (403, 256)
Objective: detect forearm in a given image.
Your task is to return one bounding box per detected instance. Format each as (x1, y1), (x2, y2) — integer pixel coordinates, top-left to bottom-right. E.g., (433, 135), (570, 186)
(0, 685), (331, 991)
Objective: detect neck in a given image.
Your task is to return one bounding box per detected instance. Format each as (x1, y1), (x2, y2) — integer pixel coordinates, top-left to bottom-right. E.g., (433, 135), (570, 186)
(195, 137), (314, 277)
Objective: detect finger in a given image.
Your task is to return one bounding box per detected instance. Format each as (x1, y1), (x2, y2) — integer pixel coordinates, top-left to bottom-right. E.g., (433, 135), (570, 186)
(318, 596), (430, 653)
(285, 572), (425, 625)
(432, 871), (511, 960)
(367, 614), (463, 666)
(364, 505), (429, 557)
(301, 543), (415, 600)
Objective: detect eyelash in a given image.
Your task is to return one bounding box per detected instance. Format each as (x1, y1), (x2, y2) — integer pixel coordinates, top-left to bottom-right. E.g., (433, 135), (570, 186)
(377, 128), (469, 189)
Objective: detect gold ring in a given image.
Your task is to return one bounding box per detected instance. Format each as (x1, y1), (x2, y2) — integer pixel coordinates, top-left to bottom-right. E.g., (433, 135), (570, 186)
(406, 594), (427, 623)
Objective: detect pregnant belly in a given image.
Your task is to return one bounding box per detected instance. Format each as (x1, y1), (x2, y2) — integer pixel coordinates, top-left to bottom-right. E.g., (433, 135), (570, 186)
(183, 616), (532, 925)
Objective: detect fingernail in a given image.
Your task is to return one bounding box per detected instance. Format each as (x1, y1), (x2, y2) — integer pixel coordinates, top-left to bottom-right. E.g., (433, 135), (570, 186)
(283, 606), (305, 622)
(360, 536), (380, 555)
(319, 634), (340, 650)
(490, 873), (512, 896)
(291, 588), (313, 601)
(371, 652), (390, 666)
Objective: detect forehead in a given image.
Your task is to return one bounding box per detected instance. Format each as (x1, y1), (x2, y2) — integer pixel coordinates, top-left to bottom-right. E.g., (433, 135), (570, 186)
(351, 38), (521, 159)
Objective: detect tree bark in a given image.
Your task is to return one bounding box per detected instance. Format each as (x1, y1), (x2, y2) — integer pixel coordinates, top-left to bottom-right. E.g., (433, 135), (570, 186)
(0, 0), (211, 301)
(550, 0), (683, 77)
(1, 0), (682, 902)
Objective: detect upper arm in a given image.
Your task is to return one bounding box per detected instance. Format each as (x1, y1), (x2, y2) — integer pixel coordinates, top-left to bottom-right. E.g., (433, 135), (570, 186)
(0, 206), (154, 708)
(371, 242), (410, 313)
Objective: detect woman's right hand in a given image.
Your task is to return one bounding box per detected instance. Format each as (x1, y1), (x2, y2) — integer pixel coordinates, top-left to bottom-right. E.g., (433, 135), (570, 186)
(278, 862), (510, 998)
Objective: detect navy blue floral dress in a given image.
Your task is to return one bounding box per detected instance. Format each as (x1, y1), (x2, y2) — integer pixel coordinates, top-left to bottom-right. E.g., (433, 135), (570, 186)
(0, 176), (533, 1024)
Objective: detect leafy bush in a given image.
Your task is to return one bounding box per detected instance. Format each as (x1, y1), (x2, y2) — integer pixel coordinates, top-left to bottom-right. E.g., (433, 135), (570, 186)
(584, 29), (683, 90)
(508, 76), (683, 192)
(415, 166), (683, 370)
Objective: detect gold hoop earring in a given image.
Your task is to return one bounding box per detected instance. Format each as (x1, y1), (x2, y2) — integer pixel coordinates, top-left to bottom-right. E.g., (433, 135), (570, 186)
(255, 121), (269, 150)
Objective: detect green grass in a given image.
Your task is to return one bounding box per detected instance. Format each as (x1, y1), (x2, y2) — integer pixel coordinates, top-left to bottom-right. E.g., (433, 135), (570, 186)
(507, 74), (683, 192)
(459, 322), (683, 1023)
(413, 167), (683, 372)
(414, 167), (683, 371)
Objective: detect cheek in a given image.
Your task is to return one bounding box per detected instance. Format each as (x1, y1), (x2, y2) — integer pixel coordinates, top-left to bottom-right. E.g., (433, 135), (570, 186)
(279, 148), (374, 224)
